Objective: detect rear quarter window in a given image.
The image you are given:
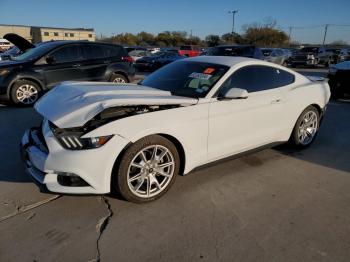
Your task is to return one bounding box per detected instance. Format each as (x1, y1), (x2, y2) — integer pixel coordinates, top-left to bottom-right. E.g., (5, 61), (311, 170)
(103, 45), (125, 58)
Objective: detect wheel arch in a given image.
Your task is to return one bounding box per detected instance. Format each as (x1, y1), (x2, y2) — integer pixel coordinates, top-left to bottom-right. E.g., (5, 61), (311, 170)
(110, 133), (187, 193)
(8, 76), (44, 96)
(109, 70), (130, 82)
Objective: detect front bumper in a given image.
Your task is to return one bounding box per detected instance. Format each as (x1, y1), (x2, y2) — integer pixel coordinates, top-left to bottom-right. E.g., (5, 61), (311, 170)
(20, 120), (130, 194)
(289, 59), (317, 66)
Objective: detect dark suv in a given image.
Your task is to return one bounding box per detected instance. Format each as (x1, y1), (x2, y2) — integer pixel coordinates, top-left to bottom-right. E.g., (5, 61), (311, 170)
(0, 41), (135, 105)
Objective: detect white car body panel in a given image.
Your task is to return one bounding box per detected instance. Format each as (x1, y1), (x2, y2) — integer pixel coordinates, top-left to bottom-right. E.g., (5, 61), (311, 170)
(22, 56), (330, 194)
(35, 82), (198, 128)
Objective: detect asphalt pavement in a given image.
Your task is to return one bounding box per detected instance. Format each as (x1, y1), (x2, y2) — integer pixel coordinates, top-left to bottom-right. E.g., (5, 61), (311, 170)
(1, 68), (350, 262)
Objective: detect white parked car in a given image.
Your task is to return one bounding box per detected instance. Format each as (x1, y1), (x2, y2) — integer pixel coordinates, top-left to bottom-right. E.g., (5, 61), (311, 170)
(21, 57), (330, 203)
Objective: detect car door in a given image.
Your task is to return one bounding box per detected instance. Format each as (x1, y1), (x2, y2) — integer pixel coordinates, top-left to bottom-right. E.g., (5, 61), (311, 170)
(208, 65), (292, 161)
(79, 44), (109, 81)
(39, 44), (85, 88)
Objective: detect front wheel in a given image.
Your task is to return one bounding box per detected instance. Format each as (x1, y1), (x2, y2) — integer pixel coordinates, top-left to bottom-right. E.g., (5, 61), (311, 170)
(290, 106), (320, 148)
(113, 135), (180, 203)
(10, 79), (41, 106)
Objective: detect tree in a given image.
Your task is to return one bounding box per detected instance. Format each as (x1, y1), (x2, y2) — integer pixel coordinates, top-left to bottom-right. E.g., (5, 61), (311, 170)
(242, 19), (289, 47)
(328, 40), (349, 46)
(221, 32), (244, 44)
(205, 35), (221, 47)
(111, 33), (138, 46)
(137, 31), (155, 46)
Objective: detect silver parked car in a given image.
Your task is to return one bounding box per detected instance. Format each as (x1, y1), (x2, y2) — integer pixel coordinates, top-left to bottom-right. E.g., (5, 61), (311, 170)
(261, 48), (287, 65)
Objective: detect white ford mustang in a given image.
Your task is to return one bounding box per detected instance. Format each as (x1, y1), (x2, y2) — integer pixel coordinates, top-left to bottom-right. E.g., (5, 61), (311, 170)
(21, 56), (330, 202)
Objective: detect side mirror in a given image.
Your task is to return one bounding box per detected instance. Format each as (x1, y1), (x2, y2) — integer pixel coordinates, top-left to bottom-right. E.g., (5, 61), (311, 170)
(46, 56), (55, 64)
(221, 88), (248, 100)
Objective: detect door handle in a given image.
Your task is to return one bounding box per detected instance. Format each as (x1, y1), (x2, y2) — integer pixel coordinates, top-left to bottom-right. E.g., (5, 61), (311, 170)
(72, 64), (81, 68)
(103, 60), (111, 64)
(271, 99), (282, 104)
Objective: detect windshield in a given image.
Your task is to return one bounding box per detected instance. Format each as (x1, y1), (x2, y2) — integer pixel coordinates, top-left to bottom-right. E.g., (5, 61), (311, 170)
(207, 46), (255, 57)
(300, 47), (319, 53)
(3, 46), (20, 56)
(13, 43), (54, 61)
(141, 61), (229, 98)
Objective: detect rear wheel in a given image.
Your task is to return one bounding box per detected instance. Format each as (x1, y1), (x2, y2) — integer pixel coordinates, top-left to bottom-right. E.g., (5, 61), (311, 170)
(110, 73), (128, 83)
(10, 79), (41, 106)
(113, 135), (180, 203)
(290, 106), (320, 148)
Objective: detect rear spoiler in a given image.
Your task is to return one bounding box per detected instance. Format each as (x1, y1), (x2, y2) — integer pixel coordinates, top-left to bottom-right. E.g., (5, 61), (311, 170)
(306, 75), (326, 82)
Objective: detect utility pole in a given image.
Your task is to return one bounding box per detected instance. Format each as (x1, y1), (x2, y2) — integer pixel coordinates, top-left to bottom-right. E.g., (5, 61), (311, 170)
(322, 24), (329, 46)
(228, 10), (238, 34)
(288, 26), (292, 40)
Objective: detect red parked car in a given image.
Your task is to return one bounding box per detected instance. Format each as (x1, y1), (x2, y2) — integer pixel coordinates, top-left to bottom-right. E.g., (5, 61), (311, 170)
(178, 45), (201, 57)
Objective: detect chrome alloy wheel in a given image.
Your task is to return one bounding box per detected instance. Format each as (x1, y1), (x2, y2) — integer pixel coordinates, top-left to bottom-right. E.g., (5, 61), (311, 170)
(127, 145), (175, 198)
(113, 77), (126, 83)
(298, 111), (318, 145)
(16, 84), (38, 105)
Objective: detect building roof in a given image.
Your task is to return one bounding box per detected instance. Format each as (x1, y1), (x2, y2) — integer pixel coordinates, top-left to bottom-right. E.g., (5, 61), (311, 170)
(0, 24), (94, 31)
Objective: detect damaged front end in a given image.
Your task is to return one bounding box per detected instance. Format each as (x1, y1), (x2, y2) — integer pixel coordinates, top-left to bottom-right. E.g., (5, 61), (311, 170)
(49, 104), (180, 150)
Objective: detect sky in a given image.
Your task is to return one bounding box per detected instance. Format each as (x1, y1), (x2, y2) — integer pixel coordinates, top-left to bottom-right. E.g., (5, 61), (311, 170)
(1, 0), (350, 44)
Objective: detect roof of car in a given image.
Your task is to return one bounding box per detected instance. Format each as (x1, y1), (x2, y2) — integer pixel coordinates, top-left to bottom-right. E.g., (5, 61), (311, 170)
(182, 56), (258, 67)
(37, 40), (121, 48)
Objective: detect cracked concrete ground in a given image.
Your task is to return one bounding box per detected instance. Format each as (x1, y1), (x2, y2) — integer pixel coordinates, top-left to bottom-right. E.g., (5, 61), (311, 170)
(1, 69), (350, 261)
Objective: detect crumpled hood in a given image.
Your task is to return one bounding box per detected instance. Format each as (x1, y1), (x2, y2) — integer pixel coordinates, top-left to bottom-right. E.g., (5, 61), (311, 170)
(35, 82), (198, 128)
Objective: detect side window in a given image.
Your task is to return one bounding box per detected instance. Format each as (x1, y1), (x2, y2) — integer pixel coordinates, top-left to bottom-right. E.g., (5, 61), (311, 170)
(218, 65), (295, 96)
(82, 44), (105, 59)
(103, 45), (123, 58)
(50, 45), (81, 63)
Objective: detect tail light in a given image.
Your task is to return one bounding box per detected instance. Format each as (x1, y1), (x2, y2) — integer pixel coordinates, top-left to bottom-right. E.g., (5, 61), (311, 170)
(122, 56), (134, 63)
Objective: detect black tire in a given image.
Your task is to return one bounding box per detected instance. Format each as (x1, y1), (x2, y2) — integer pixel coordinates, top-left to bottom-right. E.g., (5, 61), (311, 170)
(10, 79), (41, 106)
(110, 73), (128, 83)
(113, 135), (180, 203)
(289, 106), (320, 148)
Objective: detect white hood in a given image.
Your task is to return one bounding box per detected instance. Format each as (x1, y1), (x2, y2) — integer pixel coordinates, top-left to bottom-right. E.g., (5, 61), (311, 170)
(35, 82), (198, 128)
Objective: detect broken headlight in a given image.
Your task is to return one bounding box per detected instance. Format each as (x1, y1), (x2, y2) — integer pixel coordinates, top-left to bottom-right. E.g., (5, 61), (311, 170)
(49, 122), (113, 150)
(57, 134), (113, 150)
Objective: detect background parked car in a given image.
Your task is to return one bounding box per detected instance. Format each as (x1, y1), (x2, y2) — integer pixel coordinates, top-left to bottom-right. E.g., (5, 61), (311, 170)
(326, 48), (350, 64)
(124, 46), (147, 53)
(0, 38), (12, 50)
(129, 50), (152, 61)
(204, 45), (264, 60)
(0, 41), (135, 105)
(160, 47), (179, 53)
(134, 51), (184, 71)
(178, 45), (201, 57)
(0, 33), (36, 61)
(288, 46), (331, 67)
(261, 48), (288, 65)
(328, 61), (350, 98)
(147, 47), (160, 54)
